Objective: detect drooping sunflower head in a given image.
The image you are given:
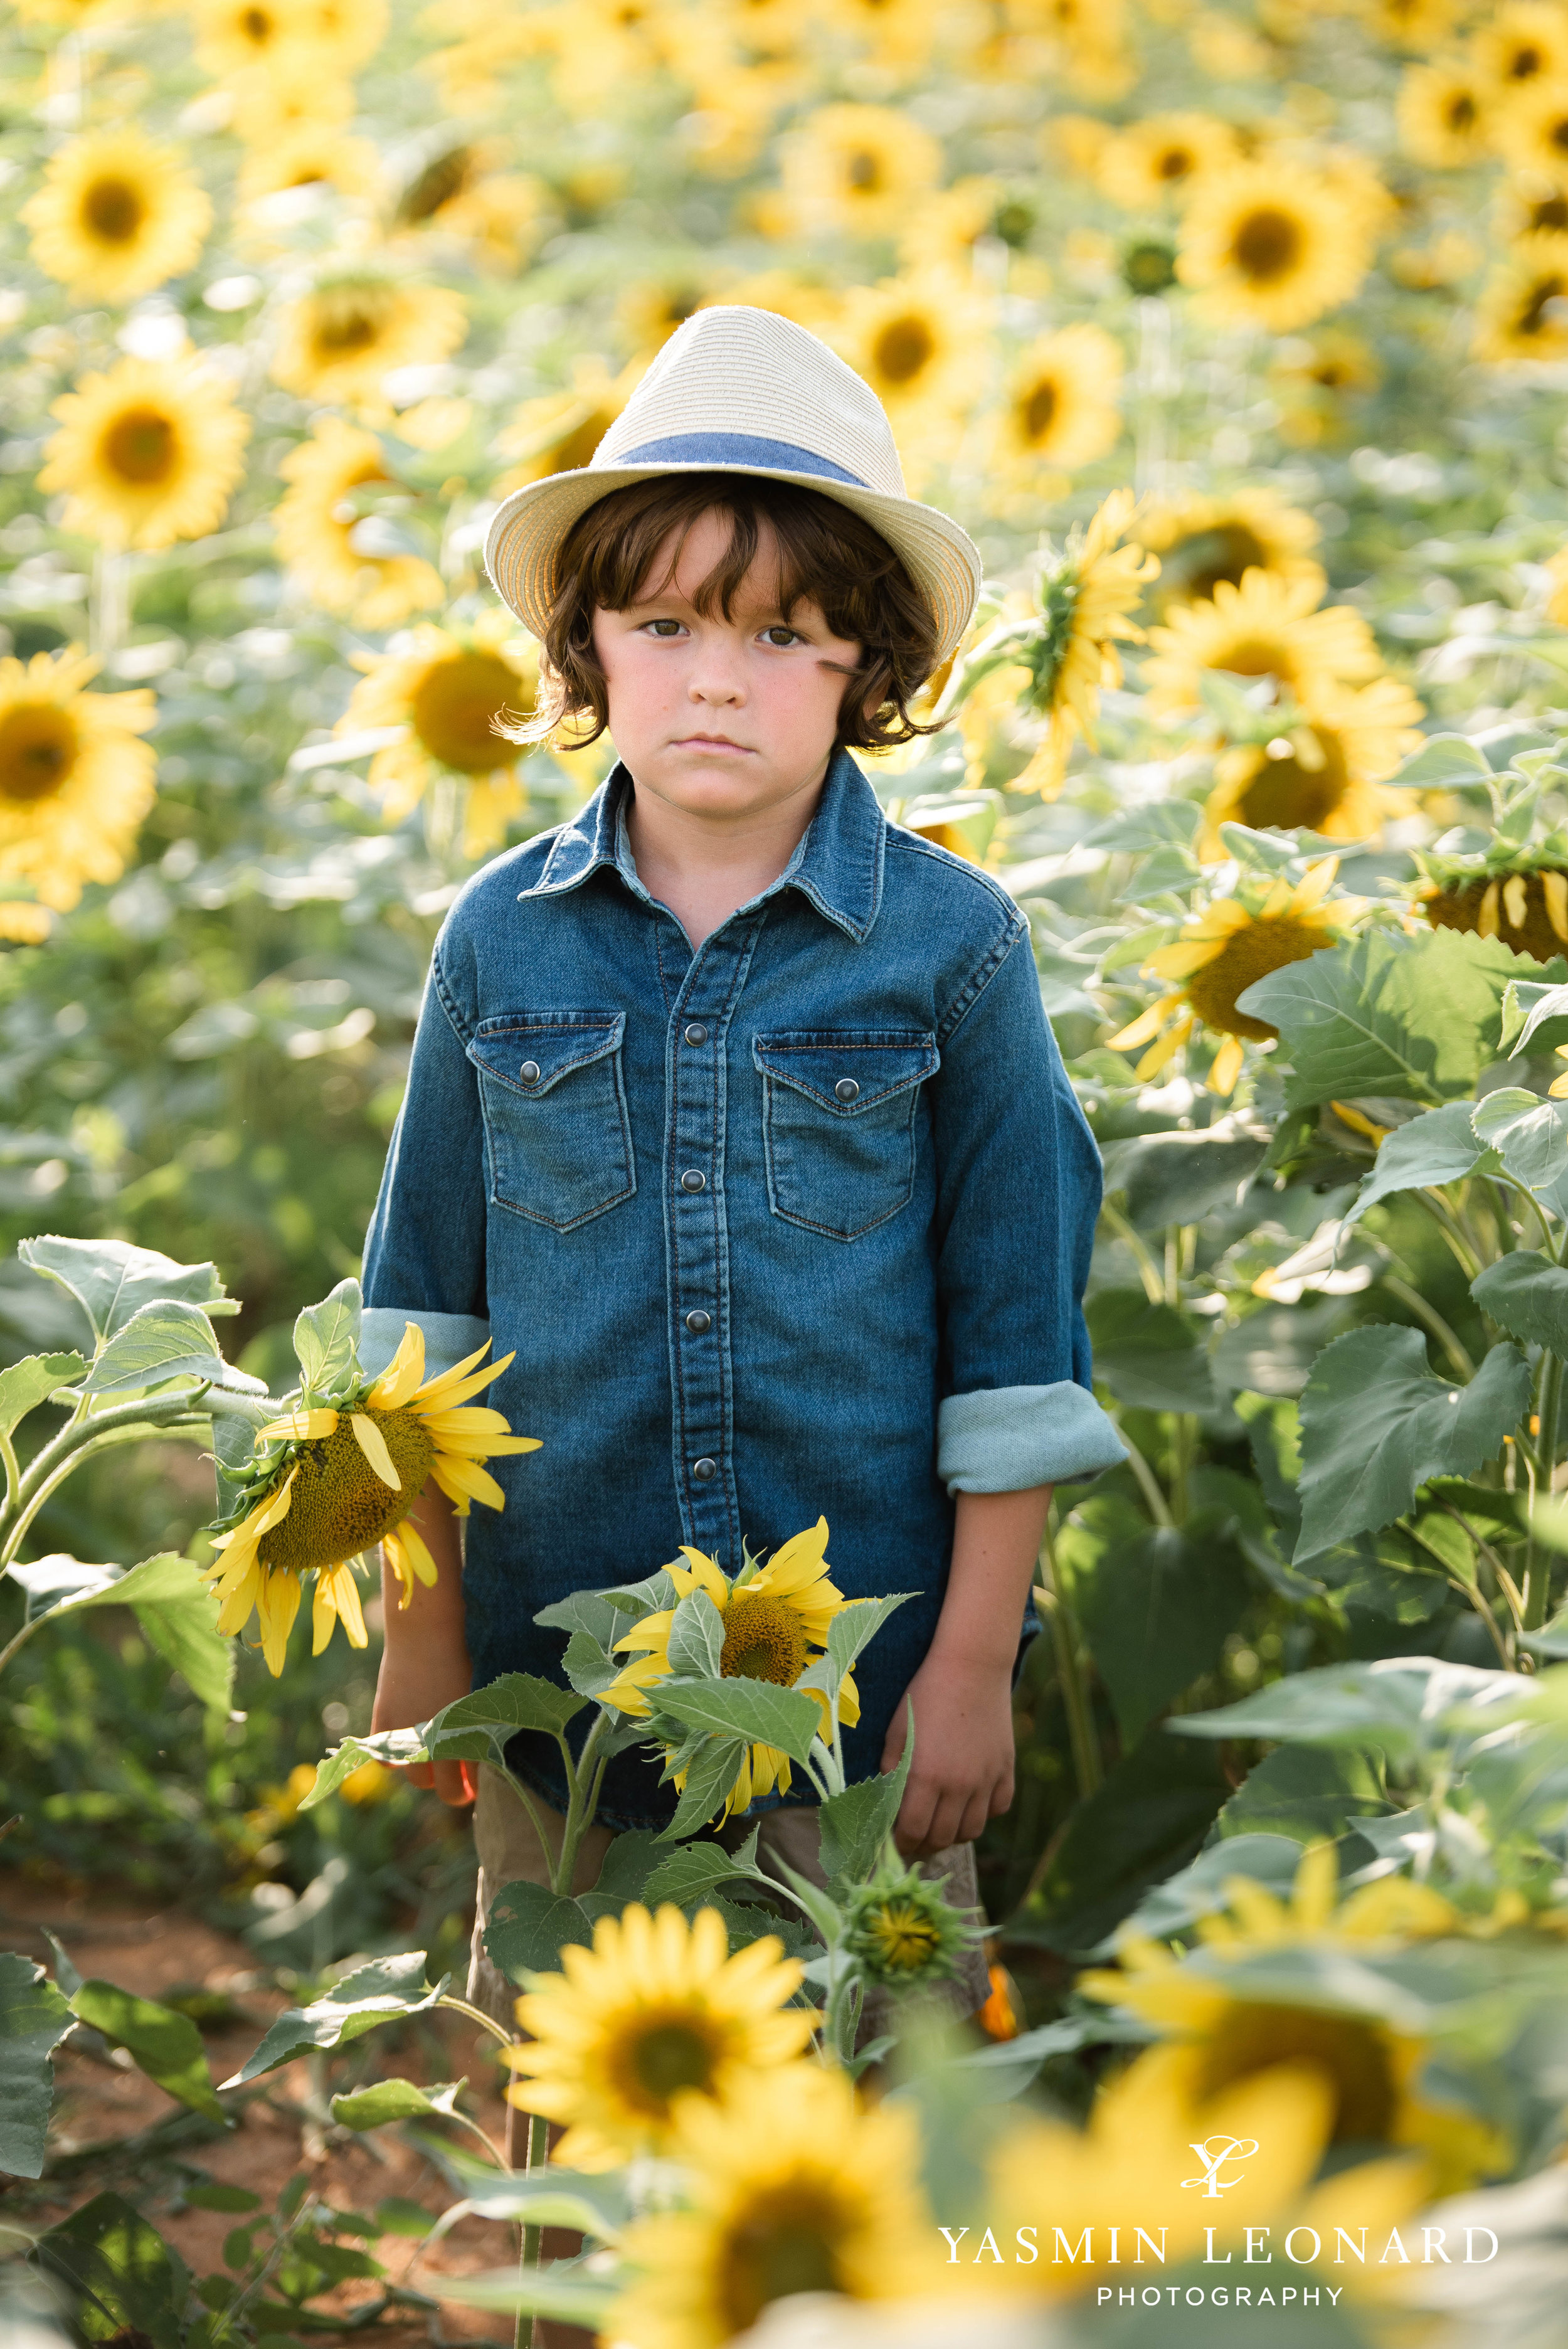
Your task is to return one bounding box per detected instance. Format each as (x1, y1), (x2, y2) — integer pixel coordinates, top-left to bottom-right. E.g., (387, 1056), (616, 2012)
(0, 646), (157, 914)
(40, 356), (250, 553)
(993, 323), (1123, 475)
(501, 1902), (815, 2171)
(607, 2063), (941, 2349)
(1177, 158), (1379, 332)
(1474, 230), (1568, 362)
(202, 1312), (537, 1673)
(1109, 857), (1360, 1094)
(1132, 488), (1321, 620)
(1201, 673), (1424, 848)
(273, 418), (444, 627)
(1424, 859), (1568, 962)
(270, 275), (467, 406)
(841, 1857), (982, 1988)
(23, 129), (212, 304)
(1096, 110), (1240, 209)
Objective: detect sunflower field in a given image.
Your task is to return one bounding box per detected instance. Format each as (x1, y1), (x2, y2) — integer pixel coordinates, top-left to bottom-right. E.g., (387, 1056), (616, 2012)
(9, 0), (1568, 2343)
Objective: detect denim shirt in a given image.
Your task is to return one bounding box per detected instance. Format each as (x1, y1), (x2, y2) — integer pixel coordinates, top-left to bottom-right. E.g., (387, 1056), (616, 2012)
(361, 748), (1125, 1829)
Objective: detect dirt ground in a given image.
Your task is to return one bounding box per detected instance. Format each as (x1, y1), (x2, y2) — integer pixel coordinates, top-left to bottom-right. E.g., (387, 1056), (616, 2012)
(0, 1869), (534, 2346)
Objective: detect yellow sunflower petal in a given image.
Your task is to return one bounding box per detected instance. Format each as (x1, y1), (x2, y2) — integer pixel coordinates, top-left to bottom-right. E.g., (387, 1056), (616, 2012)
(366, 1322), (426, 1410)
(1208, 1034), (1246, 1093)
(412, 1343), (516, 1409)
(257, 1408), (339, 1441)
(350, 1411), (402, 1490)
(257, 1566), (302, 1677)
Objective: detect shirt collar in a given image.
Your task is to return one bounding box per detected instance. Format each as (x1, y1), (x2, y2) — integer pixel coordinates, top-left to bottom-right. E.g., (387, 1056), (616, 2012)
(518, 746), (886, 943)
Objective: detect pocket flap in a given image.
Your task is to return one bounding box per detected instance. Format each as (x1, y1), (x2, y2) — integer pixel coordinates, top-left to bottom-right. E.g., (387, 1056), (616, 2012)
(469, 1012), (625, 1099)
(753, 1029), (939, 1114)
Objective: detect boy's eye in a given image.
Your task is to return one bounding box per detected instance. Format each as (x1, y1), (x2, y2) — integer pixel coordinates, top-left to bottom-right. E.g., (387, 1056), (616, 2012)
(761, 625), (802, 647)
(644, 618), (685, 638)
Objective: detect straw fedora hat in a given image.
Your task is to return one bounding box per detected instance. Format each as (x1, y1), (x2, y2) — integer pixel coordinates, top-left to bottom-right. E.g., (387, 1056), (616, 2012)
(484, 305), (983, 667)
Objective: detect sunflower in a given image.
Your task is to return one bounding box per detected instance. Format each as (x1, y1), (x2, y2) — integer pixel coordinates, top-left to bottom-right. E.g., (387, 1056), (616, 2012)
(958, 488), (1157, 797)
(494, 357), (644, 492)
(23, 130), (211, 305)
(983, 2040), (1427, 2298)
(600, 1520), (858, 1820)
(990, 324), (1123, 480)
(226, 69), (358, 147)
(393, 139), (545, 272)
(339, 613), (542, 857)
(1474, 0), (1568, 93)
(606, 2065), (943, 2349)
(896, 177), (1005, 270)
(1355, 0), (1457, 48)
(813, 0), (943, 71)
(1424, 862), (1568, 960)
(771, 103), (943, 239)
(270, 276), (467, 408)
(273, 418), (444, 628)
(191, 0), (329, 77)
(0, 647), (156, 921)
(1175, 1838), (1537, 1951)
(832, 271), (990, 429)
(1077, 1927), (1510, 2195)
(548, 0), (689, 114)
(1397, 58), (1494, 166)
(1473, 228), (1568, 359)
(1133, 487), (1322, 621)
(1497, 77), (1568, 184)
(40, 355), (250, 553)
(1108, 858), (1359, 1094)
(204, 1321), (537, 1674)
(1269, 327), (1383, 446)
(840, 1855), (982, 1988)
(1200, 674), (1425, 849)
(500, 1902), (815, 2171)
(1177, 157), (1379, 331)
(1096, 111), (1241, 209)
(236, 126), (379, 210)
(1143, 568), (1383, 720)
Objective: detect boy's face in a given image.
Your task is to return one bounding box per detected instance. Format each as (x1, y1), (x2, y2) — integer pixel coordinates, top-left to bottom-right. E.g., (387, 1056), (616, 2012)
(590, 508), (863, 826)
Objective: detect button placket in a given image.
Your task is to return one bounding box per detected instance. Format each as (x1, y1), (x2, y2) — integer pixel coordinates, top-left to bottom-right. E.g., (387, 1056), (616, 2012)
(664, 917), (758, 1560)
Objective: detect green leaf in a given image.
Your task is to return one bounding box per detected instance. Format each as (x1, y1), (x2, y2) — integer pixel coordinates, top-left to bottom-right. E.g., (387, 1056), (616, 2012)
(1212, 1307), (1348, 1402)
(1168, 1657), (1512, 1764)
(221, 1954), (448, 2088)
(642, 1827), (761, 1908)
(817, 1732), (914, 1888)
(1098, 1118), (1269, 1229)
(1294, 1325), (1532, 1558)
(1341, 1101), (1495, 1231)
(0, 1350), (87, 1438)
(0, 1953), (73, 2178)
(293, 1276), (363, 1401)
(1471, 1088), (1568, 1214)
(1009, 1725), (1230, 1956)
(80, 1299), (226, 1396)
(825, 1593), (913, 1692)
(184, 2183), (263, 2213)
(582, 1828), (662, 1913)
(1211, 1741), (1393, 1846)
(452, 2166), (630, 2240)
(483, 1880), (595, 1980)
(1471, 1250), (1568, 1354)
(429, 1674), (586, 1754)
(331, 2077), (465, 2130)
(655, 1734), (751, 1840)
(561, 1628), (623, 1698)
(442, 2267), (618, 2326)
(34, 2192), (190, 2349)
(665, 1589), (724, 1678)
(1390, 731), (1495, 790)
(1503, 978), (1568, 1059)
(6, 1553), (234, 1715)
(533, 1567), (678, 1641)
(17, 1236), (237, 1344)
(650, 1677), (822, 1768)
(1314, 1525), (1455, 1622)
(1237, 928), (1540, 1111)
(1086, 1290), (1233, 1424)
(70, 1983), (225, 2121)
(1062, 1499), (1250, 1741)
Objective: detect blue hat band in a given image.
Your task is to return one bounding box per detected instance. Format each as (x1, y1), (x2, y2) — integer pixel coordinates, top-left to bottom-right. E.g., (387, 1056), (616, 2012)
(610, 431), (867, 488)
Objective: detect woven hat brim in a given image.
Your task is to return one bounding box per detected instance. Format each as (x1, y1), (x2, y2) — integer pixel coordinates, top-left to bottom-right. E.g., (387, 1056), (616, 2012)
(484, 460), (983, 669)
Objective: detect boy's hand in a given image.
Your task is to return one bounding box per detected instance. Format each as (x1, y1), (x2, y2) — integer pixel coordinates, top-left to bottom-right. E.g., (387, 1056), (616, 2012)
(879, 1648), (1015, 1859)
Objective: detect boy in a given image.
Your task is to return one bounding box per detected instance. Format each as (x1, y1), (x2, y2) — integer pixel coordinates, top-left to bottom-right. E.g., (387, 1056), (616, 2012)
(360, 305), (1125, 2027)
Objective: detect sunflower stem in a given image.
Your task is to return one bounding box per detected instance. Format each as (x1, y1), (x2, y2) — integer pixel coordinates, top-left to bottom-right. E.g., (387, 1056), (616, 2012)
(551, 1707), (609, 1896)
(436, 1994), (517, 2049)
(1, 1413), (210, 1573)
(1524, 1350), (1564, 1633)
(516, 2109), (549, 2349)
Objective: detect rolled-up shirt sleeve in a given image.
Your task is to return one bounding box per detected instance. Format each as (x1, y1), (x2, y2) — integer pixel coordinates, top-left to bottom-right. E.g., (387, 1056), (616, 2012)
(361, 940), (490, 1381)
(931, 914), (1125, 1494)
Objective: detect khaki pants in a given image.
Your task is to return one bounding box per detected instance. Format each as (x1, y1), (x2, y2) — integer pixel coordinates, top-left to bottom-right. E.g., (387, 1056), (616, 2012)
(467, 1764), (992, 2040)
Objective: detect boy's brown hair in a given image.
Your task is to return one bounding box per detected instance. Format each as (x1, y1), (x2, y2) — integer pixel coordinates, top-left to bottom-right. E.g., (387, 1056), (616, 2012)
(502, 472), (941, 755)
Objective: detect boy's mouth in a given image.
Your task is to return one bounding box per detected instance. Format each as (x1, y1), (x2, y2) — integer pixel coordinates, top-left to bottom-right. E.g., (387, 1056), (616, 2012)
(674, 732), (751, 751)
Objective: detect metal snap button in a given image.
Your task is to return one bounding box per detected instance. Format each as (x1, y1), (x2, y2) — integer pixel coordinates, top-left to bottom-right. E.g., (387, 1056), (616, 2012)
(692, 1456), (718, 1481)
(685, 1309), (712, 1335)
(519, 1060), (541, 1084)
(834, 1078), (861, 1103)
(680, 1169), (706, 1192)
(684, 1022), (709, 1046)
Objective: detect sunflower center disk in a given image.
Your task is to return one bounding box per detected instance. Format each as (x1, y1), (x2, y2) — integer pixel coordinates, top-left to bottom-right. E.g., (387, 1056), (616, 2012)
(103, 409), (177, 485)
(84, 177), (146, 244)
(721, 2187), (846, 2331)
(314, 289), (393, 359)
(1196, 2002), (1397, 2143)
(257, 1407), (437, 1578)
(1238, 728), (1348, 831)
(719, 1596), (812, 1687)
(1184, 914), (1331, 1041)
(410, 652), (524, 771)
(622, 2015), (721, 2111)
(1162, 524), (1268, 611)
(0, 706), (78, 803)
(1234, 207), (1303, 285)
(874, 317), (935, 384)
(847, 150), (882, 192)
(1022, 379), (1059, 440)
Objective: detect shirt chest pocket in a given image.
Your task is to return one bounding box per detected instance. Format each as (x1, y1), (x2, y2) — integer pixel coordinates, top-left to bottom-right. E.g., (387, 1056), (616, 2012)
(468, 1013), (635, 1232)
(753, 1029), (940, 1242)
